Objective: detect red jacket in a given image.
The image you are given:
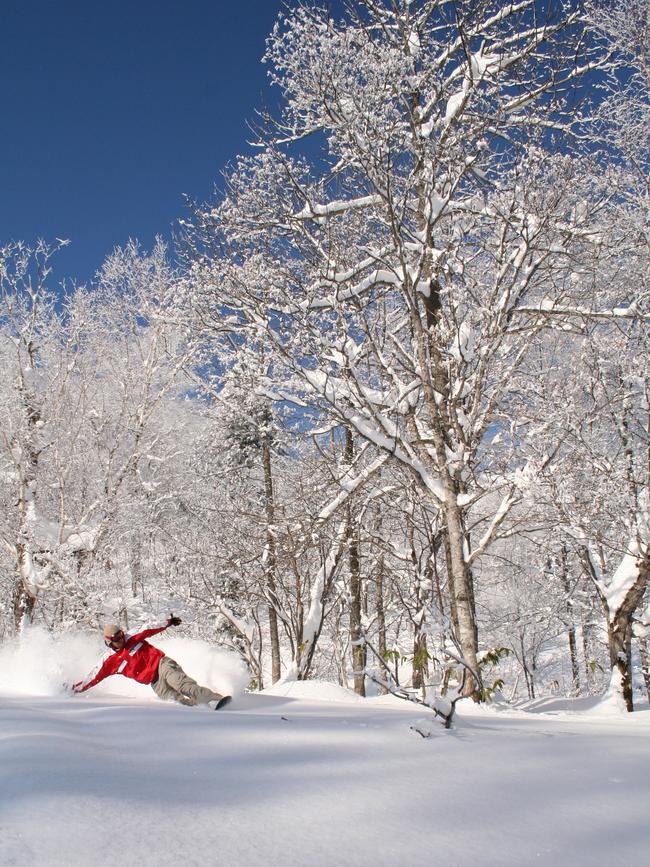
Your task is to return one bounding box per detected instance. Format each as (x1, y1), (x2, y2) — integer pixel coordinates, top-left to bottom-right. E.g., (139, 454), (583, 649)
(74, 620), (171, 692)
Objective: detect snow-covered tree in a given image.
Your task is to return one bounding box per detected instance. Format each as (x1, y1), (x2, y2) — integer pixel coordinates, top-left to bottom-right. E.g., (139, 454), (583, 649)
(535, 324), (649, 710)
(0, 239), (202, 633)
(0, 240), (91, 630)
(183, 0), (609, 699)
(513, 0), (650, 710)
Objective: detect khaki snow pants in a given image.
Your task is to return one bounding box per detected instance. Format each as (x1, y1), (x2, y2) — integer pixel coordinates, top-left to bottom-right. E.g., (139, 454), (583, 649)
(151, 655), (222, 706)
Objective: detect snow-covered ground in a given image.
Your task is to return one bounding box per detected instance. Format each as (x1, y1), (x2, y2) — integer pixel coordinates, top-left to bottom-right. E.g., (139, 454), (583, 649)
(1, 631), (649, 866)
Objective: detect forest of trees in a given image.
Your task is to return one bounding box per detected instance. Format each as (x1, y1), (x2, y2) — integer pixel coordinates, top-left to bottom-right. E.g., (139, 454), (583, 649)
(1, 0), (648, 713)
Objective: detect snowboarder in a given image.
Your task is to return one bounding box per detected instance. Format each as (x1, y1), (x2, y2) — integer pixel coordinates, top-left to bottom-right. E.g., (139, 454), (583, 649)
(72, 617), (231, 710)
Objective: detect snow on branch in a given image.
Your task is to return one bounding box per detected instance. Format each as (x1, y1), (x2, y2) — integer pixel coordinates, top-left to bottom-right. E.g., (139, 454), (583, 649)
(600, 536), (649, 615)
(293, 194), (383, 221)
(466, 488), (519, 565)
(315, 452), (390, 526)
(301, 267), (406, 311)
(282, 520), (348, 682)
(512, 303), (648, 322)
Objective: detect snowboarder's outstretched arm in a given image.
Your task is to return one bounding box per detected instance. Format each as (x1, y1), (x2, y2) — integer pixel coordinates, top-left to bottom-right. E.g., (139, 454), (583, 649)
(72, 652), (118, 693)
(129, 615), (182, 643)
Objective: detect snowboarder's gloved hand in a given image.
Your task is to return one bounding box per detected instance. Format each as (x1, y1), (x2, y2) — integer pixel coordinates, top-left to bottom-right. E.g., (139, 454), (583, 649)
(71, 682), (83, 693)
(168, 615), (182, 626)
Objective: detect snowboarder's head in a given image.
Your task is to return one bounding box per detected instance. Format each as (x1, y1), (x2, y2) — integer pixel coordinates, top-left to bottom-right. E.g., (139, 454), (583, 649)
(104, 623), (126, 650)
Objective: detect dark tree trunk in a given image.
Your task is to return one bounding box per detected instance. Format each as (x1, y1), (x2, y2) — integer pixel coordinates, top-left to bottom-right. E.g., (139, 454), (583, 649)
(262, 439), (281, 684)
(374, 551), (388, 695)
(13, 558), (36, 633)
(602, 557), (649, 712)
(345, 428), (366, 696)
(559, 547), (581, 695)
(567, 625), (581, 696)
(638, 637), (650, 702)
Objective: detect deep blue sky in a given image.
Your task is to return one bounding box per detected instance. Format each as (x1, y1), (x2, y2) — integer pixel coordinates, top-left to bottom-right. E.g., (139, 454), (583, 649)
(1, 1), (288, 286)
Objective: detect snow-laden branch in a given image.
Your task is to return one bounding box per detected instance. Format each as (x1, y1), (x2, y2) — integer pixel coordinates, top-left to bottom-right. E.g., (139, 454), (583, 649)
(298, 366), (446, 503)
(466, 488), (519, 565)
(282, 520), (348, 682)
(596, 535), (649, 616)
(513, 303), (649, 322)
(315, 452), (390, 526)
(293, 194), (383, 221)
(303, 267), (407, 309)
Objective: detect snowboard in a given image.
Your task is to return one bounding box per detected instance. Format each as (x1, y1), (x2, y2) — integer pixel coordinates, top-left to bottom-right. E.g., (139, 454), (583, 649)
(214, 695), (232, 710)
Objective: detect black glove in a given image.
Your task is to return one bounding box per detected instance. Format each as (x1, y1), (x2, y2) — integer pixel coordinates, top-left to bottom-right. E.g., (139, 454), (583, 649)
(168, 615), (182, 627)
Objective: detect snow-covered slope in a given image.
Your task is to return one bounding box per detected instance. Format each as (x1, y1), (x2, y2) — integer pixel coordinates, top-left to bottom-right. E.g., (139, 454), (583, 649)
(1, 634), (649, 866)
